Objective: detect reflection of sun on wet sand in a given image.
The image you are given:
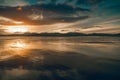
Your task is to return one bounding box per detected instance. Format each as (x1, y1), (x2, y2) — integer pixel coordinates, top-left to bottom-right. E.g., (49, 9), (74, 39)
(0, 40), (29, 61)
(10, 41), (26, 48)
(1, 40), (31, 57)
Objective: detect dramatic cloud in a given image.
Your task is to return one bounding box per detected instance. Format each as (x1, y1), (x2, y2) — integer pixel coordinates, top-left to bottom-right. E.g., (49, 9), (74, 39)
(0, 0), (120, 33)
(0, 0), (38, 6)
(0, 16), (23, 25)
(0, 3), (90, 25)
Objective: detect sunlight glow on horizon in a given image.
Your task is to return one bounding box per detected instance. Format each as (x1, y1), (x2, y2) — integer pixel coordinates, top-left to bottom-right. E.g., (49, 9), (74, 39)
(6, 26), (29, 33)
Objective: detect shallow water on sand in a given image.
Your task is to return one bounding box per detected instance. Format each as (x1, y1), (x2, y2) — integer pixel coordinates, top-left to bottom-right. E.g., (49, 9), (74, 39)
(0, 36), (120, 80)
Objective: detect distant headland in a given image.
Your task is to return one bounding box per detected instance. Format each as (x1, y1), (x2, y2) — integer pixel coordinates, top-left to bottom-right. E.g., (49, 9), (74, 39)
(0, 32), (120, 37)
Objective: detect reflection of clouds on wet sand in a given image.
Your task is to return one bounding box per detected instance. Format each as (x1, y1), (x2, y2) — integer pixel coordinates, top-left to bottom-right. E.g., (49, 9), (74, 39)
(0, 66), (81, 80)
(0, 63), (120, 80)
(0, 36), (120, 80)
(66, 43), (120, 59)
(0, 36), (120, 62)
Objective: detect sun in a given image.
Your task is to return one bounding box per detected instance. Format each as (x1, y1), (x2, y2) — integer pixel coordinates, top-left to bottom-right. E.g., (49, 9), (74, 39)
(7, 26), (29, 33)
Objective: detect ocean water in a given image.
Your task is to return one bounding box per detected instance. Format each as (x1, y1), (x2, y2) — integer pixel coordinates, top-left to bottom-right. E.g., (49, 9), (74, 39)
(0, 36), (120, 80)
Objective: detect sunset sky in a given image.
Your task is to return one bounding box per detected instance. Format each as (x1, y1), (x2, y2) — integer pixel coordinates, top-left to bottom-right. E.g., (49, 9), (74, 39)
(0, 0), (120, 34)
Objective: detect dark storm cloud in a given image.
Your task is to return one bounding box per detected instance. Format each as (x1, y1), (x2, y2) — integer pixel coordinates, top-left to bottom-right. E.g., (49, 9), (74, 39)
(47, 0), (104, 6)
(0, 2), (90, 25)
(75, 0), (104, 4)
(36, 3), (90, 14)
(50, 0), (57, 3)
